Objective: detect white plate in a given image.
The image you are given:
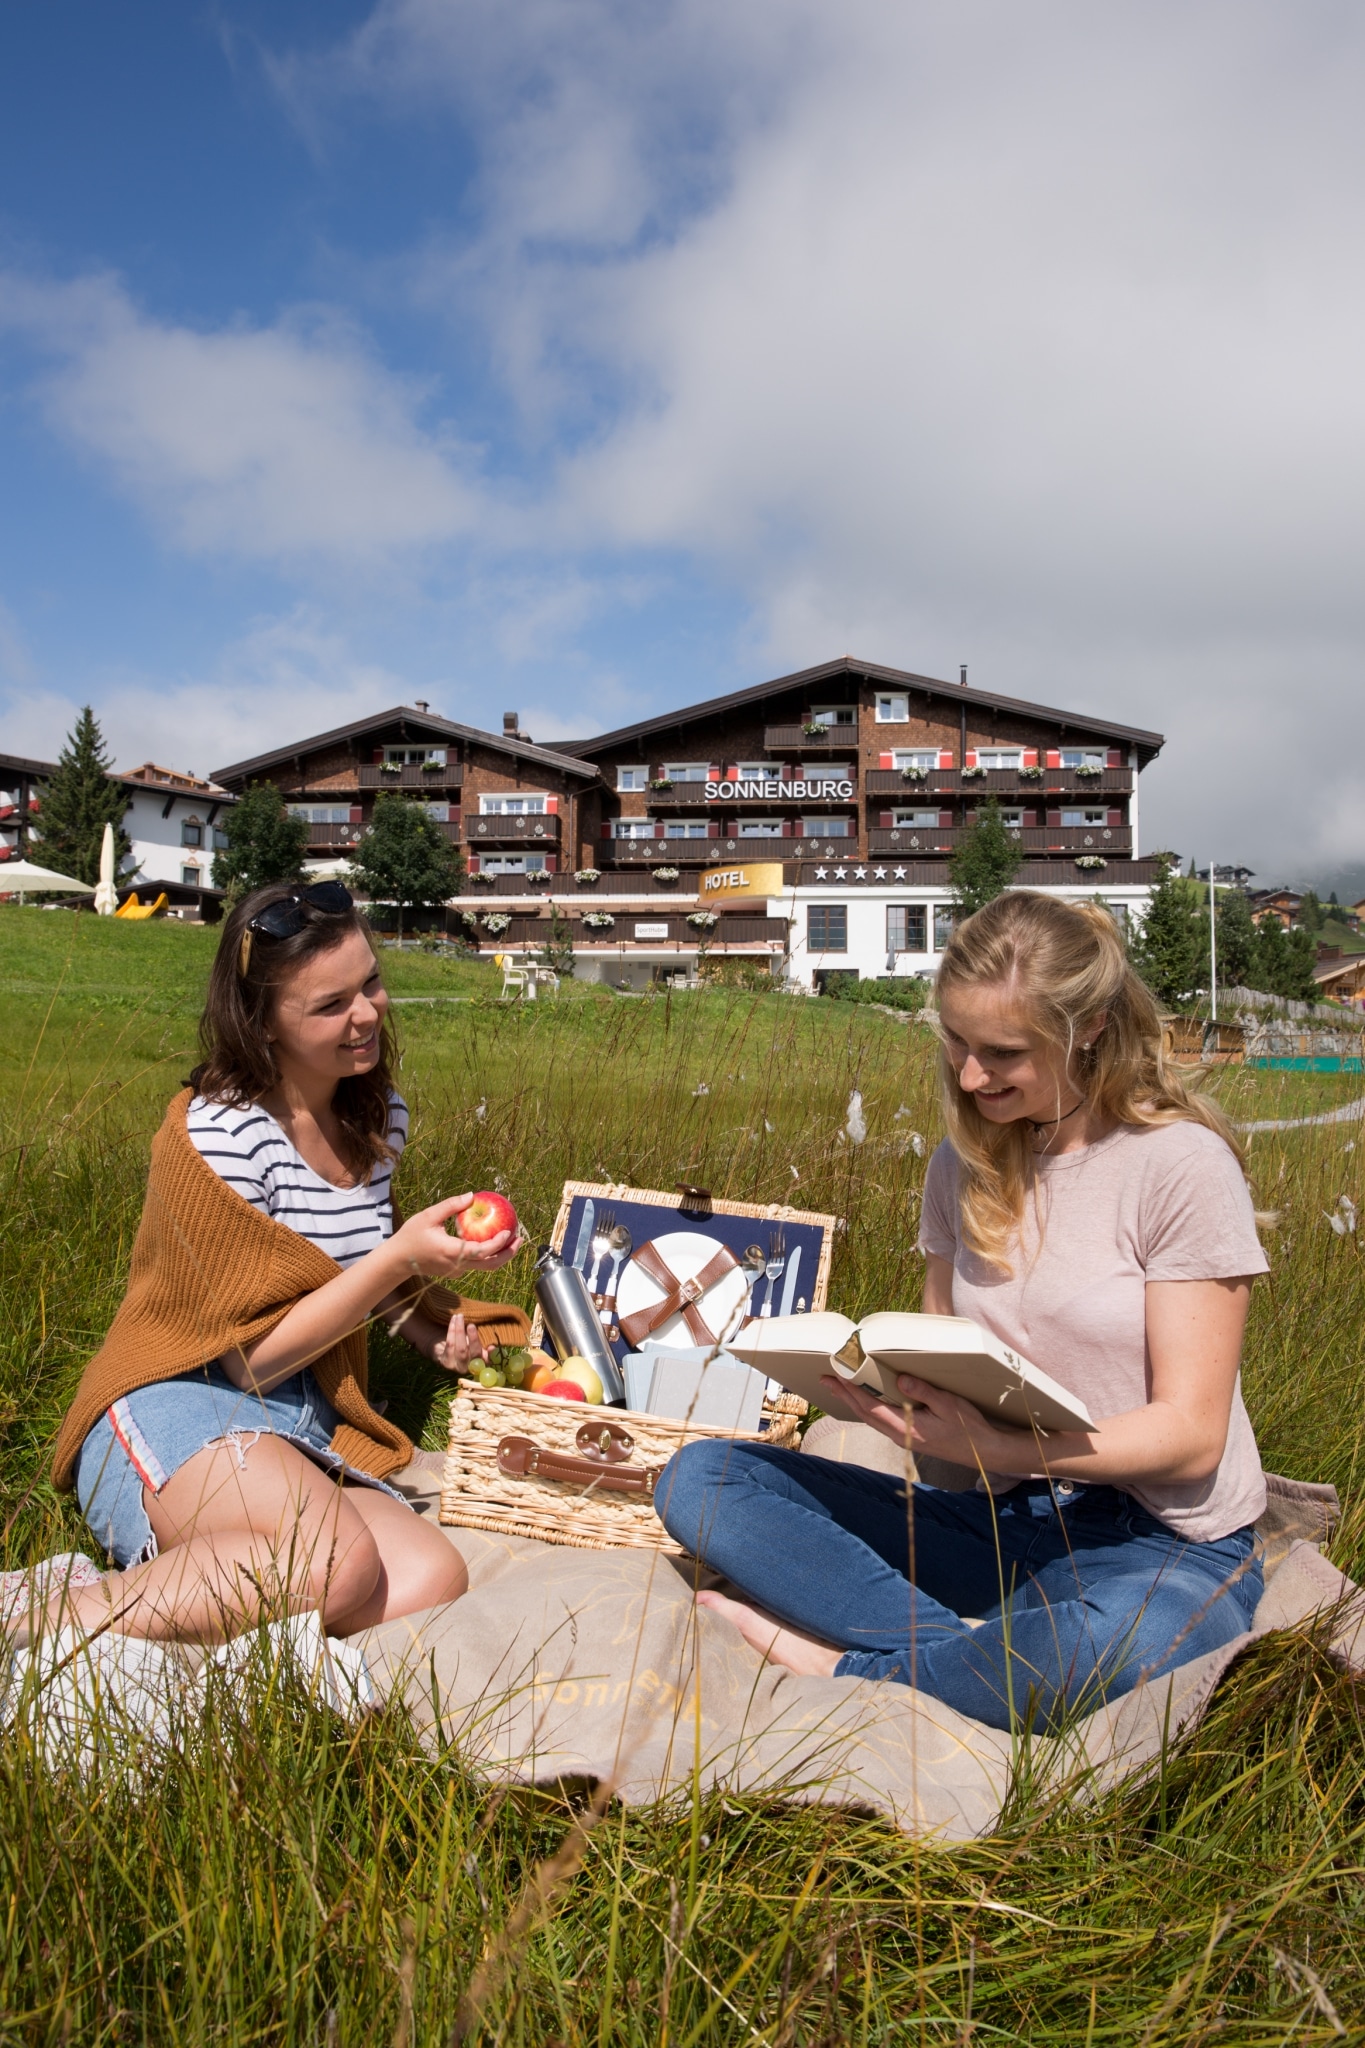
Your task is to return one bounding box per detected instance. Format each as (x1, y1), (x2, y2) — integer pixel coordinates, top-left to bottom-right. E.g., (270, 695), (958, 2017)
(614, 1231), (749, 1350)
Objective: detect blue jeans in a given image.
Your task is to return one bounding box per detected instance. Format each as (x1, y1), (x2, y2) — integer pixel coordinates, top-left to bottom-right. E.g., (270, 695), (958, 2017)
(656, 1442), (1262, 1732)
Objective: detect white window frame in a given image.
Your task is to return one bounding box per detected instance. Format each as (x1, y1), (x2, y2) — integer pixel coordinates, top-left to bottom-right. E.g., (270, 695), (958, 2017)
(874, 693), (910, 723)
(615, 818), (658, 841)
(616, 766), (648, 792)
(735, 761), (783, 779)
(891, 808), (941, 828)
(804, 815), (851, 836)
(664, 820), (710, 839)
(480, 852), (547, 875)
(975, 748), (1023, 770)
(1059, 748), (1107, 770)
(809, 706), (856, 729)
(996, 808), (1024, 830)
(802, 761), (851, 779)
(738, 818), (787, 838)
(663, 762), (710, 783)
(890, 749), (939, 771)
(385, 746), (446, 766)
(289, 805), (352, 824)
(1061, 808), (1108, 827)
(479, 793), (547, 815)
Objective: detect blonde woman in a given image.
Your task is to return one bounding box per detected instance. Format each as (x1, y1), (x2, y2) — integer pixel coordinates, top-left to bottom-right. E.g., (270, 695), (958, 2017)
(659, 892), (1268, 1731)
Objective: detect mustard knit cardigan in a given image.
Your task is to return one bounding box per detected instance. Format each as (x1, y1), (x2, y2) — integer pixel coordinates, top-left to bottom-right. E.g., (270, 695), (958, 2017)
(51, 1088), (529, 1492)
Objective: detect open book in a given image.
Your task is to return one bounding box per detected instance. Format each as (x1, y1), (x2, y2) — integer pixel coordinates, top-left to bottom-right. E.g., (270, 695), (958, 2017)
(727, 1312), (1094, 1434)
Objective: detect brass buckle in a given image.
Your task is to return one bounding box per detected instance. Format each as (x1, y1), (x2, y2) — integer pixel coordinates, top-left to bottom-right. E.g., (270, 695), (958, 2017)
(679, 1274), (704, 1305)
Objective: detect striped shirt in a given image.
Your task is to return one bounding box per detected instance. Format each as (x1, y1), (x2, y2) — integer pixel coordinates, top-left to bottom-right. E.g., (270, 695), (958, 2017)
(186, 1093), (409, 1269)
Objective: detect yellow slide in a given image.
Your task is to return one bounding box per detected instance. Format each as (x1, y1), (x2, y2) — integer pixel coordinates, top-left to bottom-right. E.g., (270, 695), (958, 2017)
(114, 891), (168, 920)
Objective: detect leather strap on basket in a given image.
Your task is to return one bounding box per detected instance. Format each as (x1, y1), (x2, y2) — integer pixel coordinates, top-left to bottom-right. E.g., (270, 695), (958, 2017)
(617, 1240), (740, 1350)
(497, 1432), (665, 1496)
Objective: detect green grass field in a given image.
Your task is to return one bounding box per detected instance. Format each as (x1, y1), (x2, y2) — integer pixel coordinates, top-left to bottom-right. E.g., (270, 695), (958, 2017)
(4, 904), (1365, 2044)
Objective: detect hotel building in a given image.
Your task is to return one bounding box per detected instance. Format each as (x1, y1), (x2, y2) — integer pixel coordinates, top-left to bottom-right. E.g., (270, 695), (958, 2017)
(211, 658), (1164, 986)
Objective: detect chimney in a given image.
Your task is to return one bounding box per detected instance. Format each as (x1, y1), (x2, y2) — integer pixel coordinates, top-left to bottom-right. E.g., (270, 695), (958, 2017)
(960, 665), (968, 687)
(503, 712), (519, 736)
(414, 698), (430, 713)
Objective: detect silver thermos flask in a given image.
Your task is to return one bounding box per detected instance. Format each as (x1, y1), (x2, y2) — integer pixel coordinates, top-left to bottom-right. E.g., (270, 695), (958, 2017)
(534, 1245), (627, 1405)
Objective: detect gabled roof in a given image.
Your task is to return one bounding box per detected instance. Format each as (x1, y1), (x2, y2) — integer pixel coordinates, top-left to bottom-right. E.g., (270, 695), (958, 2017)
(561, 655), (1165, 767)
(0, 751), (58, 779)
(212, 705), (596, 786)
(119, 762), (230, 797)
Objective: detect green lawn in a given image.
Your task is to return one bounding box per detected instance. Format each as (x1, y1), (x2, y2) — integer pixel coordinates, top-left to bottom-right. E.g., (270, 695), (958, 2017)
(4, 905), (1365, 2043)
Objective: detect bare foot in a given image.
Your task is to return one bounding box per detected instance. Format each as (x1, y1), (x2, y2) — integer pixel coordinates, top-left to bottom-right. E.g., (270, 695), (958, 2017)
(695, 1589), (841, 1678)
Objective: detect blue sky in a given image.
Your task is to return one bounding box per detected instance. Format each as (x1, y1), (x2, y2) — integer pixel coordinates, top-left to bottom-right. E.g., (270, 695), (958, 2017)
(2, 1), (1364, 884)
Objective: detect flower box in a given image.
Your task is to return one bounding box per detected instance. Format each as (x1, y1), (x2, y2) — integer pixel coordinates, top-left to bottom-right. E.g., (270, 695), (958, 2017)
(583, 911), (616, 929)
(653, 866), (680, 882)
(687, 911), (718, 930)
(527, 871), (552, 886)
(649, 778), (674, 791)
(574, 868), (601, 884)
(1074, 763), (1103, 778)
(1075, 855), (1108, 870)
(481, 912), (512, 932)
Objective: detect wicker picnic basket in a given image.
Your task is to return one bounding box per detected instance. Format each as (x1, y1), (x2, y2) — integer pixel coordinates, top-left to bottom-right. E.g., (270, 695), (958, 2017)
(439, 1381), (807, 1555)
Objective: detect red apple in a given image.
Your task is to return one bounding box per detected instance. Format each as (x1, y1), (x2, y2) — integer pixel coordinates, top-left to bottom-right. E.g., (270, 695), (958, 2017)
(456, 1190), (519, 1244)
(541, 1379), (587, 1402)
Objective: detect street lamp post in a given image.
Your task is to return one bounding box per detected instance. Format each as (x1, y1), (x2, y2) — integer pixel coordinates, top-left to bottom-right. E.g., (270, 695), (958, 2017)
(1209, 861), (1218, 1027)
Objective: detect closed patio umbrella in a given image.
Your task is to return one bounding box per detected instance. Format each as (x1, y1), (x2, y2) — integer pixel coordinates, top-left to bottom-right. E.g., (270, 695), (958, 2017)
(93, 821), (118, 916)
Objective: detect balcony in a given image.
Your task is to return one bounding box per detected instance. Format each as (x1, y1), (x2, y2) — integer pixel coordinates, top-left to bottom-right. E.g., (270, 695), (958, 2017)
(303, 818), (462, 849)
(868, 826), (1133, 857)
(763, 724), (859, 752)
(466, 813), (562, 848)
(459, 913), (789, 950)
(600, 834), (855, 866)
(865, 767), (1132, 798)
(360, 762), (465, 791)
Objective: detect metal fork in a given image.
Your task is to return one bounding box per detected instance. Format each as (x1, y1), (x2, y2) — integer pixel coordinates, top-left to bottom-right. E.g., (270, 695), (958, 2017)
(760, 1226), (786, 1318)
(587, 1208), (615, 1296)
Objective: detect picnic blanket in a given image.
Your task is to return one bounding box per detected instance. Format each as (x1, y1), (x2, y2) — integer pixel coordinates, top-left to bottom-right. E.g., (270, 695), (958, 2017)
(361, 1424), (1364, 1841)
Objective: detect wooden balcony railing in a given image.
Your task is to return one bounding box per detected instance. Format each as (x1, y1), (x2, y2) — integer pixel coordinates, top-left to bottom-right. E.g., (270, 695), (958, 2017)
(466, 813), (562, 848)
(864, 767), (1132, 798)
(460, 914), (789, 949)
(303, 818), (462, 848)
(868, 826), (1133, 857)
(763, 724), (859, 752)
(359, 762), (465, 791)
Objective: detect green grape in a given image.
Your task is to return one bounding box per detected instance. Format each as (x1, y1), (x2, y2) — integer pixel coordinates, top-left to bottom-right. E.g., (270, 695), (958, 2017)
(477, 1365), (506, 1389)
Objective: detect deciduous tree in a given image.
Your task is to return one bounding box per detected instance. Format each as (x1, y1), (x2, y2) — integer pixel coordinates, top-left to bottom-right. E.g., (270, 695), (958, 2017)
(213, 782), (309, 904)
(351, 792), (464, 942)
(949, 799), (1021, 917)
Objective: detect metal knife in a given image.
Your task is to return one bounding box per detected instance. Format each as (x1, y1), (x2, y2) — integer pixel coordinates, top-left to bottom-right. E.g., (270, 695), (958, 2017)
(572, 1199), (595, 1271)
(778, 1245), (802, 1319)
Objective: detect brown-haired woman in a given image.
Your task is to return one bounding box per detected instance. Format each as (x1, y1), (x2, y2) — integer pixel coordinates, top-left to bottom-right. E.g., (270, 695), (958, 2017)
(660, 891), (1269, 1731)
(19, 883), (527, 1647)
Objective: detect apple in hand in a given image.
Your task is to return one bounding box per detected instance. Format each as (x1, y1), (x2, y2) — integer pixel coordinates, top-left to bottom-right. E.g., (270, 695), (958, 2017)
(555, 1356), (604, 1404)
(456, 1191), (519, 1244)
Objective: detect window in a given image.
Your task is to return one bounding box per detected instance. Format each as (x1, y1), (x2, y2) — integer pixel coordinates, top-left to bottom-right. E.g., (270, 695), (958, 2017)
(739, 818), (786, 837)
(809, 706), (856, 729)
(735, 761), (782, 779)
(997, 809), (1024, 830)
(180, 819), (203, 847)
(289, 805), (352, 824)
(1099, 900), (1129, 932)
(874, 693), (909, 723)
(891, 809), (941, 828)
(385, 746), (446, 767)
(803, 815), (850, 837)
(802, 761), (851, 778)
(616, 766), (648, 792)
(425, 802), (450, 822)
(211, 827), (230, 850)
(890, 750), (939, 772)
(933, 904), (956, 950)
(1061, 808), (1107, 827)
(180, 865), (200, 885)
(808, 904), (848, 951)
(480, 793), (547, 815)
(1059, 749), (1106, 770)
(887, 904), (928, 953)
(616, 818), (658, 840)
(663, 762), (710, 783)
(665, 820), (710, 839)
(480, 853), (546, 875)
(975, 748), (1022, 770)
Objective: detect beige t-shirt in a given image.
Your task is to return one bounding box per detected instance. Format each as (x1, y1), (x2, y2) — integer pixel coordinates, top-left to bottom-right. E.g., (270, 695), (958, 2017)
(918, 1120), (1269, 1540)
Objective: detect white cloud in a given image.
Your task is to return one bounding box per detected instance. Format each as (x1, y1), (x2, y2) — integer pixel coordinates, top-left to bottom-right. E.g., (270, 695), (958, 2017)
(0, 272), (485, 563)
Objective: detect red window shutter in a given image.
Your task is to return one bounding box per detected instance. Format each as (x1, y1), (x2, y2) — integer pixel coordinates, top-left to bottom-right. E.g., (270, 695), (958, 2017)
(879, 811), (893, 828)
(964, 750), (978, 768)
(467, 855), (479, 874)
(545, 795), (558, 814)
(600, 821), (611, 839)
(373, 748), (384, 763)
(939, 811), (953, 828)
(1046, 750), (1061, 769)
(792, 820), (804, 837)
(1023, 750), (1039, 768)
(708, 821), (720, 838)
(879, 752), (894, 770)
(710, 765), (722, 780)
(965, 809), (977, 825)
(545, 855), (558, 873)
(1107, 809), (1123, 827)
(1047, 809), (1062, 826)
(1107, 750), (1121, 768)
(349, 807), (363, 823)
(1023, 809), (1037, 827)
(939, 750), (953, 769)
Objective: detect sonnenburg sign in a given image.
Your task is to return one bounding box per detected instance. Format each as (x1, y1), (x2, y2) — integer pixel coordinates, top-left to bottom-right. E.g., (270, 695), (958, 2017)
(704, 777), (853, 801)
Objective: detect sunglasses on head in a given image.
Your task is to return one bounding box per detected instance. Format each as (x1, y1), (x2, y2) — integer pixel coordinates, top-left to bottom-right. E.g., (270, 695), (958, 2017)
(237, 881), (355, 976)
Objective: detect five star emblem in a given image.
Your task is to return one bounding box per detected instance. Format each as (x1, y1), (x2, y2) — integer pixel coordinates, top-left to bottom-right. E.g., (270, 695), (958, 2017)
(873, 867), (887, 879)
(894, 867), (907, 879)
(834, 866), (847, 879)
(814, 866), (827, 879)
(854, 867), (867, 879)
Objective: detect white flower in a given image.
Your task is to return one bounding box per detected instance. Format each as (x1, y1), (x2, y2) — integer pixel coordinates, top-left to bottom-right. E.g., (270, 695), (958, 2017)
(894, 1104), (912, 1120)
(910, 1131), (926, 1158)
(790, 1165), (800, 1181)
(1339, 1195), (1358, 1234)
(844, 1090), (867, 1146)
(763, 1118), (774, 1133)
(692, 1081), (710, 1097)
(1326, 1211), (1349, 1236)
(474, 1099), (487, 1122)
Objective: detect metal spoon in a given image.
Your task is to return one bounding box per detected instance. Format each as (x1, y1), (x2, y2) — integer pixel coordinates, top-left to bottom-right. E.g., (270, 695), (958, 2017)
(601, 1223), (633, 1333)
(742, 1243), (766, 1319)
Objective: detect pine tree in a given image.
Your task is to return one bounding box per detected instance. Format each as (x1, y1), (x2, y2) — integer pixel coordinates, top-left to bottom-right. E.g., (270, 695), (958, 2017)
(1248, 917), (1318, 1003)
(1215, 888), (1256, 989)
(1298, 889), (1325, 934)
(1132, 861), (1203, 1008)
(949, 798), (1021, 917)
(213, 782), (309, 903)
(350, 792), (464, 942)
(538, 905), (575, 977)
(37, 706), (131, 885)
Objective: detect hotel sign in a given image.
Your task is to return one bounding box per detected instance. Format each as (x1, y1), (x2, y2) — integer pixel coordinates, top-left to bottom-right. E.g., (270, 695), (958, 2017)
(699, 862), (786, 903)
(704, 777), (853, 801)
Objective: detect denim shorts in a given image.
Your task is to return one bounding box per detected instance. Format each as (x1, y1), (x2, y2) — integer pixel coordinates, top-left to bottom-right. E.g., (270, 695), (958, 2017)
(75, 1361), (411, 1569)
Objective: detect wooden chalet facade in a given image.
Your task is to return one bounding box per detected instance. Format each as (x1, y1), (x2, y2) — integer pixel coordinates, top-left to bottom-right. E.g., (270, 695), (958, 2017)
(211, 660), (1165, 985)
